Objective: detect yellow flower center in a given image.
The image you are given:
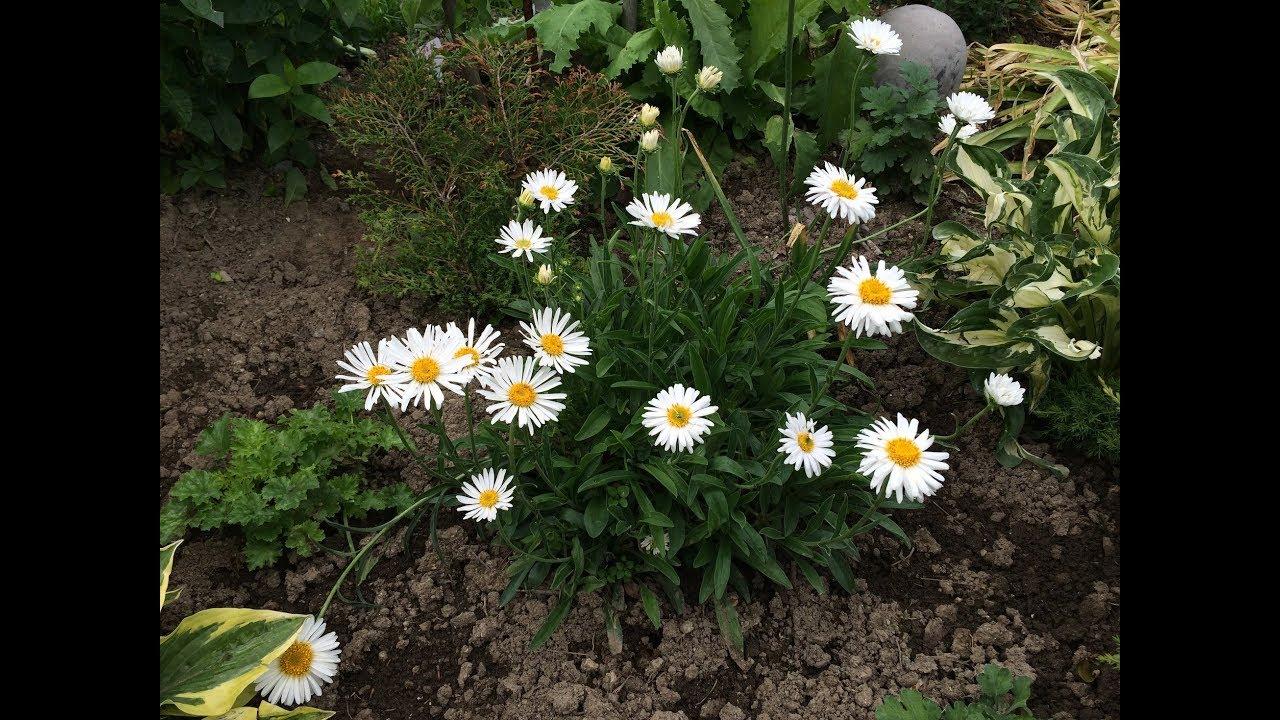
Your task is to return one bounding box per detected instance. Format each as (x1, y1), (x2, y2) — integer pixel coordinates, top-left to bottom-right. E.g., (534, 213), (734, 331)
(477, 488), (500, 509)
(868, 37), (881, 48)
(858, 277), (892, 305)
(365, 364), (392, 386)
(278, 641), (314, 678)
(651, 211), (673, 228)
(411, 356), (440, 384)
(540, 185), (559, 201)
(885, 438), (922, 468)
(454, 347), (481, 367)
(831, 178), (859, 200)
(796, 432), (815, 452)
(515, 237), (533, 250)
(508, 382), (536, 408)
(666, 404), (692, 428)
(540, 333), (565, 356)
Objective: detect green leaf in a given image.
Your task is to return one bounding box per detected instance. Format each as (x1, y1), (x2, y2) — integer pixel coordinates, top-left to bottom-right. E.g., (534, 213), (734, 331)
(267, 122), (294, 154)
(605, 27), (661, 78)
(876, 689), (942, 720)
(530, 591), (575, 648)
(196, 415), (234, 456)
(743, 0), (822, 82)
(290, 94), (333, 124)
(180, 0), (224, 26)
(652, 0), (690, 48)
(161, 540), (182, 610)
(977, 664), (1014, 702)
(284, 167), (307, 205)
(527, 0), (622, 72)
(295, 62), (341, 86)
(639, 585), (662, 629)
(401, 0), (425, 25)
(713, 596), (743, 653)
(575, 406), (613, 441)
(211, 106), (243, 152)
(677, 0), (743, 93)
(248, 74), (291, 99)
(584, 494), (609, 537)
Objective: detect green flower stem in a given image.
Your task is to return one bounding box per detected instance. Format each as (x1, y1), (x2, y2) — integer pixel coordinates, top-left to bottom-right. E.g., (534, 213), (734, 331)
(778, 0), (797, 232)
(463, 388), (478, 458)
(817, 208), (928, 257)
(599, 171), (608, 236)
(920, 124), (961, 254)
(937, 402), (993, 443)
(319, 490), (439, 618)
(809, 324), (860, 417)
(838, 54), (870, 171)
(670, 77), (681, 193)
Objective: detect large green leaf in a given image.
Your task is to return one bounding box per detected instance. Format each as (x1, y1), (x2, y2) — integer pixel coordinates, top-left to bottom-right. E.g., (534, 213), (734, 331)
(527, 0), (622, 72)
(604, 27), (661, 78)
(160, 609), (306, 716)
(743, 0), (822, 83)
(677, 0), (743, 93)
(808, 32), (859, 148)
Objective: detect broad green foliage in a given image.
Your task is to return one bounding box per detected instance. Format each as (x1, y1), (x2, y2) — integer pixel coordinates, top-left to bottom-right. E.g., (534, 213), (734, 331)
(331, 38), (634, 313)
(912, 67), (1119, 417)
(850, 61), (940, 195)
(159, 390), (413, 570)
(471, 181), (914, 651)
(159, 544), (332, 718)
(159, 0), (379, 199)
(877, 664), (1037, 720)
(518, 0), (872, 158)
(930, 0), (1039, 45)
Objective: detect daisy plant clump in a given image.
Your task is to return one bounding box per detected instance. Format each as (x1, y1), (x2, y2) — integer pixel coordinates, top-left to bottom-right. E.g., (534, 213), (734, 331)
(316, 105), (945, 655)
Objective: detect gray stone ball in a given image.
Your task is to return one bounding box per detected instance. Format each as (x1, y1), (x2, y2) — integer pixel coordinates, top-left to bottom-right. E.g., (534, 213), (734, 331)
(871, 5), (968, 98)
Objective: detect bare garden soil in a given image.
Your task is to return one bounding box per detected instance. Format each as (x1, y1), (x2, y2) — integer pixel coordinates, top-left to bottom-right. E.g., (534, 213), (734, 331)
(160, 157), (1120, 720)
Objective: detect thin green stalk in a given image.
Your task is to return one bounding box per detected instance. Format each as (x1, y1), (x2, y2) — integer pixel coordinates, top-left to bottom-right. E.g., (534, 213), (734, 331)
(599, 171), (608, 236)
(920, 124), (962, 254)
(818, 209), (928, 257)
(812, 325), (859, 409)
(937, 403), (993, 443)
(778, 0), (797, 232)
(319, 491), (437, 618)
(463, 389), (478, 458)
(838, 55), (870, 170)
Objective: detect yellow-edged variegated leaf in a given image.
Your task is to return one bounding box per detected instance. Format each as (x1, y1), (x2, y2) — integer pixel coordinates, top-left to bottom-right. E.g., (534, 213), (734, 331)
(948, 142), (1008, 197)
(160, 608), (306, 716)
(161, 540), (183, 611)
(163, 687), (258, 717)
(259, 701), (338, 720)
(1012, 268), (1074, 308)
(913, 322), (1041, 369)
(208, 709), (256, 720)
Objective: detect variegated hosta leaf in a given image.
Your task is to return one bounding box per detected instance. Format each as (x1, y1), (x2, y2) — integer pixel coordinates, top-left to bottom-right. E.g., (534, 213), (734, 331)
(1045, 152), (1113, 245)
(1037, 67), (1116, 131)
(914, 321), (1041, 370)
(258, 701), (338, 720)
(160, 609), (306, 716)
(161, 540), (182, 611)
(1027, 324), (1102, 361)
(206, 709), (256, 720)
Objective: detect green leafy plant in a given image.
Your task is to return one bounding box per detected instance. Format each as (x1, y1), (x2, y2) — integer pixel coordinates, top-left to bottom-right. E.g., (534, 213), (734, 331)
(850, 61), (940, 196)
(877, 664), (1037, 720)
(931, 0), (1039, 45)
(161, 541), (336, 718)
(159, 390), (413, 570)
(1097, 636), (1120, 670)
(159, 0), (379, 200)
(1035, 367), (1118, 462)
(912, 66), (1119, 416)
(330, 37), (634, 314)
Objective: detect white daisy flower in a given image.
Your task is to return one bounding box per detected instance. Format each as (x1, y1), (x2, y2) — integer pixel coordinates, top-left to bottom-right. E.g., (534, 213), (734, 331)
(386, 326), (468, 410)
(655, 45), (683, 74)
(335, 339), (406, 410)
(521, 168), (578, 214)
(639, 128), (661, 153)
(640, 531), (670, 555)
(625, 192), (701, 238)
(496, 219), (552, 262)
(443, 318), (505, 385)
(643, 383), (718, 453)
(520, 307), (593, 374)
(848, 18), (903, 55)
(856, 414), (950, 502)
(456, 468), (515, 522)
(938, 114), (979, 139)
(696, 65), (723, 91)
(637, 103), (660, 127)
(804, 162), (879, 224)
(478, 356), (567, 431)
(255, 616), (341, 707)
(946, 91), (996, 126)
(777, 412), (836, 478)
(984, 372), (1025, 407)
(827, 255), (918, 338)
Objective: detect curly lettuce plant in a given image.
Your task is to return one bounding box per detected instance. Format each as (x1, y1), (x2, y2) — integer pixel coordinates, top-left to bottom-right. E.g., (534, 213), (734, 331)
(319, 48), (958, 652)
(160, 541), (337, 718)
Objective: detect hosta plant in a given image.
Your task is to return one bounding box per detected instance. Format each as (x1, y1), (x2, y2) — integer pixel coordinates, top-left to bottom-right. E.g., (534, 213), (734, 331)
(320, 76), (953, 651)
(910, 67), (1118, 468)
(160, 541), (334, 718)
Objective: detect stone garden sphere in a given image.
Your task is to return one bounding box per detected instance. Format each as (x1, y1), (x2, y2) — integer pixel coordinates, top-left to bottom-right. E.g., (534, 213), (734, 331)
(871, 4), (967, 98)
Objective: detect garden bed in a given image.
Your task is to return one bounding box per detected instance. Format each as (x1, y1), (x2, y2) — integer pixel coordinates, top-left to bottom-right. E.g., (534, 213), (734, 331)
(160, 157), (1119, 719)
